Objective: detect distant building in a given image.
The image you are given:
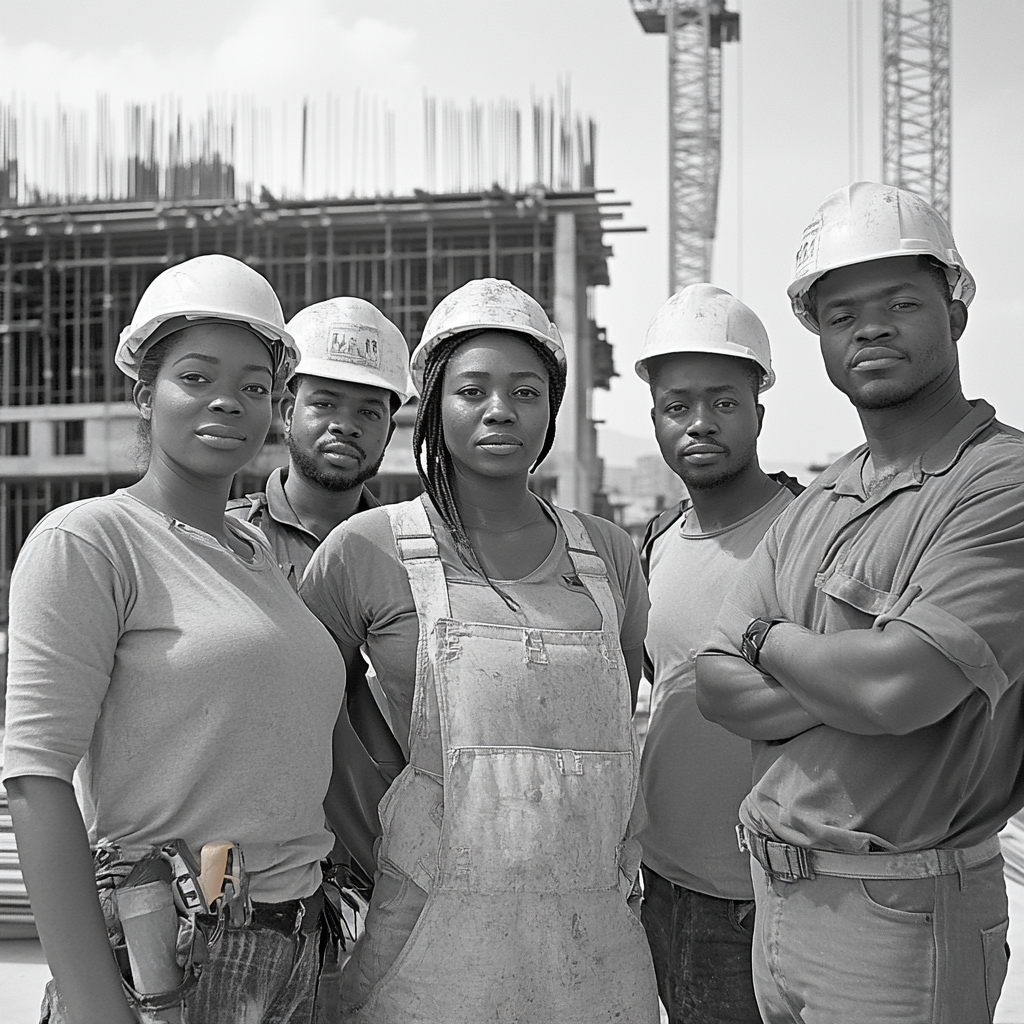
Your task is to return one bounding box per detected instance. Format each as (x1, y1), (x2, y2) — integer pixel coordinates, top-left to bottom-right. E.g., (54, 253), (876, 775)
(0, 187), (624, 608)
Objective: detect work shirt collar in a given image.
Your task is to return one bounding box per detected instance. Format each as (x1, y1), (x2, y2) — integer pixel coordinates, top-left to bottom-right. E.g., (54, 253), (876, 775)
(821, 399), (996, 499)
(263, 466), (380, 541)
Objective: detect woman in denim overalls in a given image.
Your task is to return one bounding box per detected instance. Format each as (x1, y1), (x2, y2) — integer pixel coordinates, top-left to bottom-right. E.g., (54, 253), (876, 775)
(301, 278), (659, 1023)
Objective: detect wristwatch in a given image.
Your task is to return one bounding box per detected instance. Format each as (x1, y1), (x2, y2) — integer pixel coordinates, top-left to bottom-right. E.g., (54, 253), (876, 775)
(740, 617), (782, 668)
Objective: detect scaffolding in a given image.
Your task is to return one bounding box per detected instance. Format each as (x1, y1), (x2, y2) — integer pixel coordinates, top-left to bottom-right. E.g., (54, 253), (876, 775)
(0, 186), (622, 588)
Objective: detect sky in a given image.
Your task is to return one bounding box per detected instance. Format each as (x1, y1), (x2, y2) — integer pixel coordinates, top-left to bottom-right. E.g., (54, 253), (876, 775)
(1, 0), (1021, 468)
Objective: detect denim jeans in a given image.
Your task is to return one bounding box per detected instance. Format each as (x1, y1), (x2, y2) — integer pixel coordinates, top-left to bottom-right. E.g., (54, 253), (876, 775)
(40, 914), (321, 1024)
(750, 852), (1009, 1024)
(641, 864), (761, 1024)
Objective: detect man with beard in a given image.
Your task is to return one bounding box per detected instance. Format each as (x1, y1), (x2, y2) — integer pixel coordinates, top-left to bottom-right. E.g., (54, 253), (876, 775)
(228, 297), (411, 1023)
(697, 183), (1024, 1023)
(636, 284), (802, 1024)
(228, 296), (412, 588)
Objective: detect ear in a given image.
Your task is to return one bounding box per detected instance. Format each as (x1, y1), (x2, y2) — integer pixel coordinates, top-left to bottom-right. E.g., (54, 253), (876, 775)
(133, 379), (153, 421)
(386, 417), (398, 445)
(650, 405), (656, 426)
(949, 300), (968, 343)
(279, 391), (296, 431)
(756, 403), (765, 438)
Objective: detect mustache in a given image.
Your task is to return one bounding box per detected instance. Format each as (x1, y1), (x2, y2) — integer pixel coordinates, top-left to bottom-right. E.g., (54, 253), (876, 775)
(318, 439), (366, 460)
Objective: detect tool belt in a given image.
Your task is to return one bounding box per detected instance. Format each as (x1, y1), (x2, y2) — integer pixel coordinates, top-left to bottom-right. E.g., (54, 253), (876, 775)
(93, 840), (228, 1017)
(737, 824), (1002, 884)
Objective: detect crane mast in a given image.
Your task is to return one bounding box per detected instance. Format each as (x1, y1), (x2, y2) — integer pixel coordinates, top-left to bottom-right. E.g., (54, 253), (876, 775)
(632, 0), (739, 292)
(881, 0), (951, 220)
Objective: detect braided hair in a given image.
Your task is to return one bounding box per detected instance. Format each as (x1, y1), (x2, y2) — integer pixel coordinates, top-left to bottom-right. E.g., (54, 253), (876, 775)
(413, 329), (567, 564)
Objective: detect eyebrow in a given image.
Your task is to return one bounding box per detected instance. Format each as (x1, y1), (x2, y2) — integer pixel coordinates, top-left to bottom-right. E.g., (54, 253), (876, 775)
(820, 281), (922, 310)
(307, 388), (388, 410)
(173, 352), (273, 376)
(660, 383), (740, 397)
(452, 369), (546, 382)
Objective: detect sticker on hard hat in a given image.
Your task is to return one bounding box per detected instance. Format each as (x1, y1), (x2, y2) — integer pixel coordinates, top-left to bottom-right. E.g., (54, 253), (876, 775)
(327, 323), (382, 369)
(794, 212), (822, 279)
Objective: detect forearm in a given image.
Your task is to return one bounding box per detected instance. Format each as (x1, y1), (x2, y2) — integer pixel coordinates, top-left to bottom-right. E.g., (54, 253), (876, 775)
(623, 645), (643, 714)
(6, 775), (135, 1024)
(695, 652), (823, 741)
(759, 619), (972, 735)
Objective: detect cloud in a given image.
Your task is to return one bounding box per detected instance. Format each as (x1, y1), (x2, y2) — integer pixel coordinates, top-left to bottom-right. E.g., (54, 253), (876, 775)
(0, 0), (422, 198)
(0, 2), (418, 107)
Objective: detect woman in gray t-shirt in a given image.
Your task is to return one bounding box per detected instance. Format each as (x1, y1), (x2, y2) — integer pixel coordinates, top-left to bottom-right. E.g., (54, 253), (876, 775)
(3, 257), (343, 1024)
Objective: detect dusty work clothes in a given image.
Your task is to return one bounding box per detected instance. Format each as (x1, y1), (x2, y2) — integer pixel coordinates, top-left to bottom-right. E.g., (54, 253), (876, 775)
(703, 400), (1024, 1021)
(751, 853), (1008, 1024)
(302, 496), (659, 1023)
(227, 466), (379, 589)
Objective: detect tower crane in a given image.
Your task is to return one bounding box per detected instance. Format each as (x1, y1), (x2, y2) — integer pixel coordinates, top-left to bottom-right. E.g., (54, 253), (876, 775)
(881, 0), (951, 220)
(631, 0), (739, 293)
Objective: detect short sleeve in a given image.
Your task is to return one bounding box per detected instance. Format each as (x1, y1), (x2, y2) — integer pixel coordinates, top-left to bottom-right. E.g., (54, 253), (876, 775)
(892, 482), (1024, 704)
(702, 528), (783, 657)
(299, 509), (406, 653)
(300, 527), (371, 651)
(579, 515), (651, 651)
(2, 528), (123, 784)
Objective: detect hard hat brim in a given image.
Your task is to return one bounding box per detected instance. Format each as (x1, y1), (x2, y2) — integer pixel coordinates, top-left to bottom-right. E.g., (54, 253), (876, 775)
(116, 311), (297, 380)
(635, 346), (775, 391)
(410, 323), (567, 394)
(288, 357), (413, 405)
(788, 248), (976, 335)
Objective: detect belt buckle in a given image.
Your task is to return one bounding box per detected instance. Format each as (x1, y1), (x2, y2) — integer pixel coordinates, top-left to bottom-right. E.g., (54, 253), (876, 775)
(736, 824), (751, 854)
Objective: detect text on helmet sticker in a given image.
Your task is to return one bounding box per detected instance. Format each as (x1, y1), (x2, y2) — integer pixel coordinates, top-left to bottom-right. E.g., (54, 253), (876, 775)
(794, 211), (822, 279)
(327, 323), (382, 369)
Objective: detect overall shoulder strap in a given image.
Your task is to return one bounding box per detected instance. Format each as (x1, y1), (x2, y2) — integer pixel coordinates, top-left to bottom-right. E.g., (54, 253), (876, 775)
(551, 506), (619, 631)
(386, 497), (451, 633)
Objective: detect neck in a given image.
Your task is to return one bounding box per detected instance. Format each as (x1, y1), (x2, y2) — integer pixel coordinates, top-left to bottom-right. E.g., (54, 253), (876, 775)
(282, 462), (364, 542)
(857, 372), (971, 476)
(127, 457), (233, 540)
(686, 459), (779, 533)
(450, 467), (540, 531)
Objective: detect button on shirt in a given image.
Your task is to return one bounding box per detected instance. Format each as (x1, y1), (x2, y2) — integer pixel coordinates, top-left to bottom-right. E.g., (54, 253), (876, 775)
(704, 401), (1024, 853)
(227, 467), (380, 589)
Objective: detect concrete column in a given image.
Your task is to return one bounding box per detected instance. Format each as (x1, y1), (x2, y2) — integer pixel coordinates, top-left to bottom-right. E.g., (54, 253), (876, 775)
(553, 212), (590, 511)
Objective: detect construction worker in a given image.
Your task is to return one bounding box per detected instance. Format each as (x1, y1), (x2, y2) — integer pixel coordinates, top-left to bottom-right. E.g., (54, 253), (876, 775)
(636, 284), (802, 1024)
(697, 182), (1024, 1023)
(227, 296), (413, 590)
(226, 298), (413, 1022)
(3, 255), (344, 1023)
(301, 278), (660, 1023)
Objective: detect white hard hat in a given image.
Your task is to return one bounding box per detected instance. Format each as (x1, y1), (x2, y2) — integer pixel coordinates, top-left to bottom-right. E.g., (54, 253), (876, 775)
(116, 254), (297, 379)
(411, 278), (565, 393)
(286, 297), (413, 405)
(635, 283), (775, 391)
(788, 182), (976, 334)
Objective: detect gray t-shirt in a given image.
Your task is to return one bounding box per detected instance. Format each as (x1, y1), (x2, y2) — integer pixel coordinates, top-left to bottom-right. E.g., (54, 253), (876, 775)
(641, 486), (796, 900)
(2, 491), (344, 902)
(300, 498), (649, 759)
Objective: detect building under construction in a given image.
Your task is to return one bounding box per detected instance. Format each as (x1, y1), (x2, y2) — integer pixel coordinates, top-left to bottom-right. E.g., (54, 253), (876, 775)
(0, 183), (625, 617)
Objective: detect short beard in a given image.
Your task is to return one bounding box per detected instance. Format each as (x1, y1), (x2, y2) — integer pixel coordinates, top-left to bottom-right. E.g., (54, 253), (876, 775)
(287, 433), (385, 493)
(675, 440), (757, 493)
